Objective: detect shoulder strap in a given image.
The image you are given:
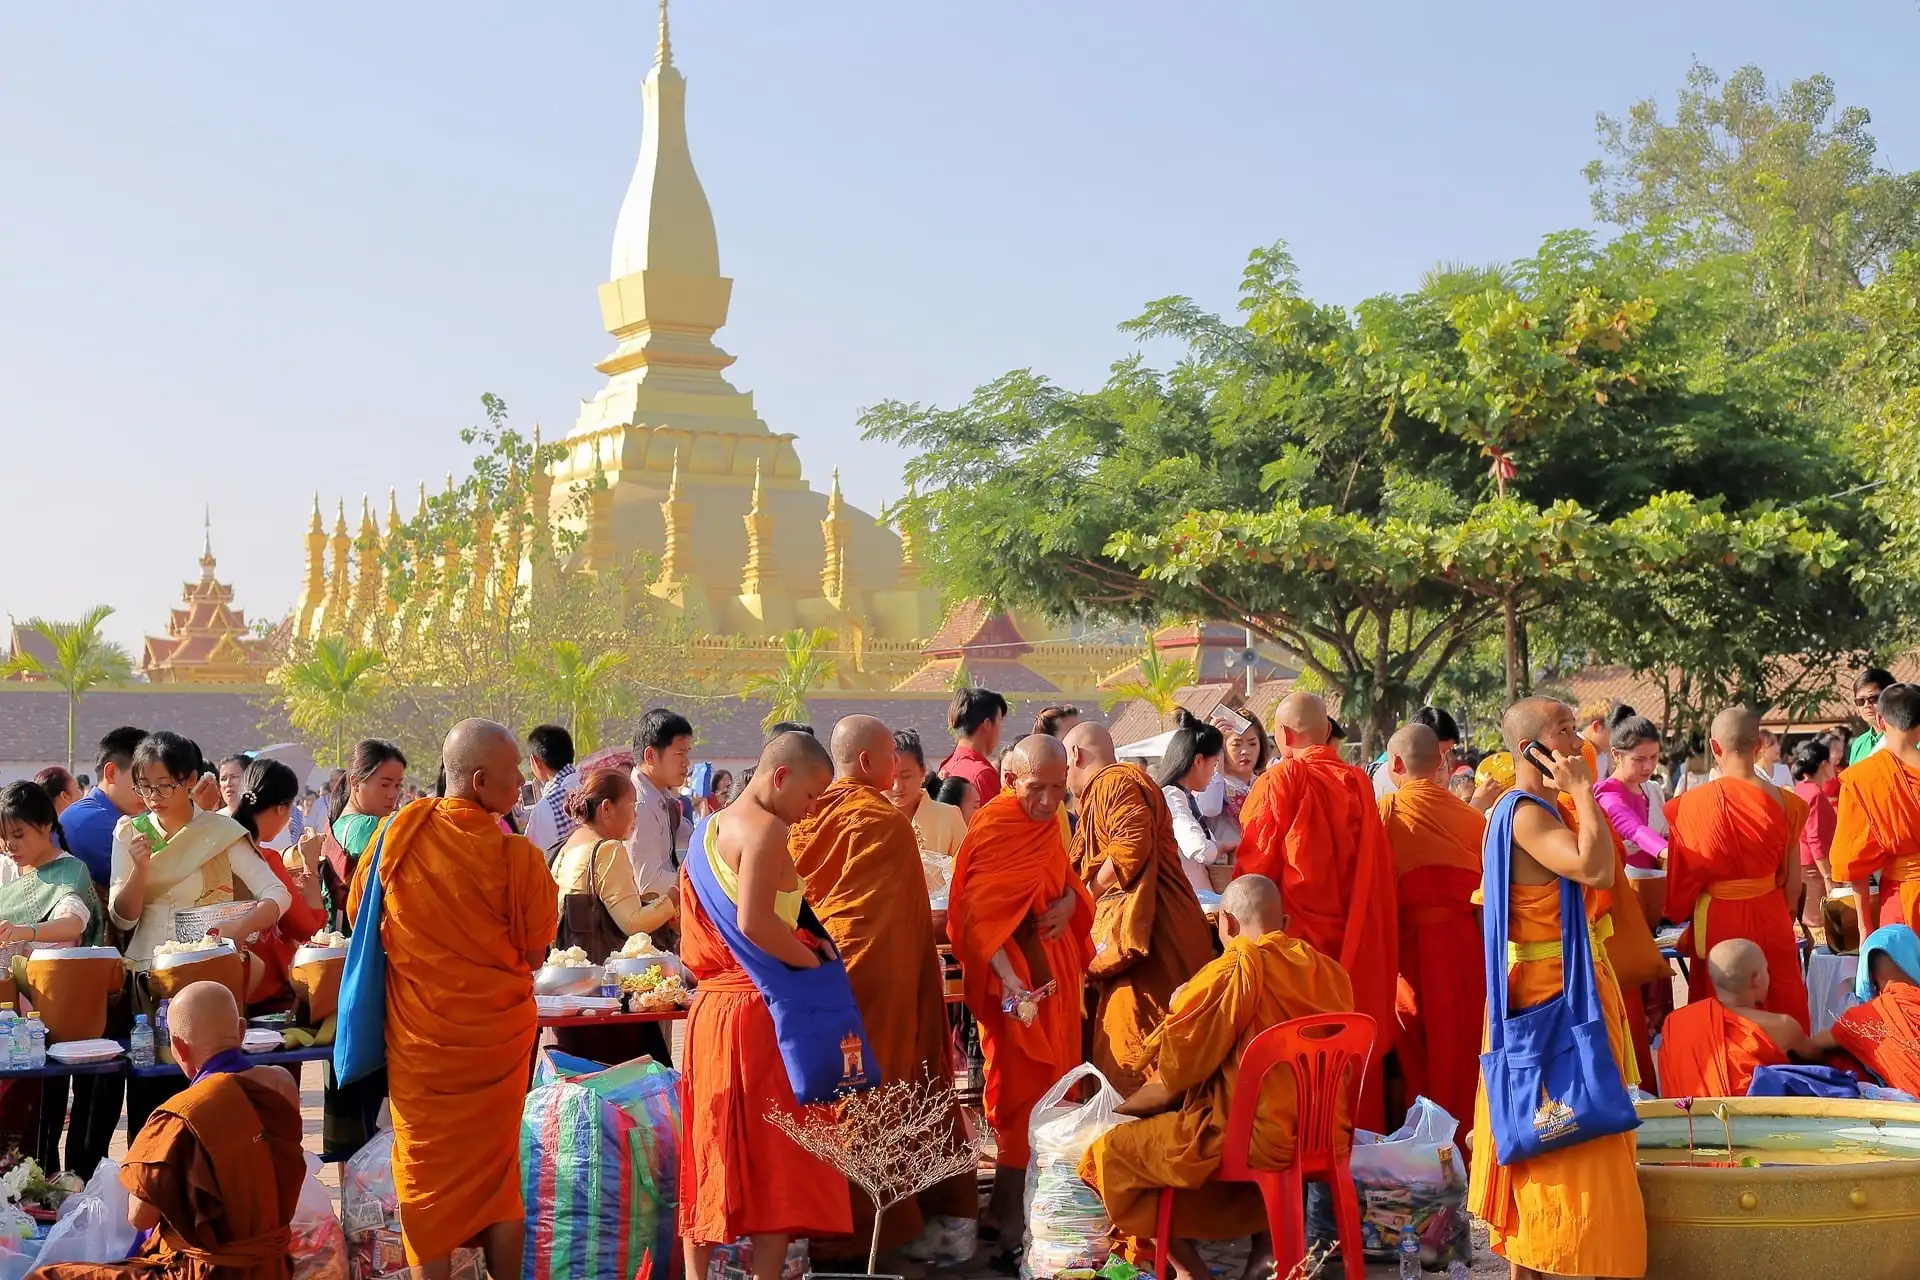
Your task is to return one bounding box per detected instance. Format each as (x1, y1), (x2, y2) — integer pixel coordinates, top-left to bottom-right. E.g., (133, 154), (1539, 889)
(591, 838), (619, 898)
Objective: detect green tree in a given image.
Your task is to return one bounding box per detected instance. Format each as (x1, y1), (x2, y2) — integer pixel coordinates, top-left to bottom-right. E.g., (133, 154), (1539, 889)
(271, 637), (384, 767)
(1849, 249), (1920, 587)
(1100, 647), (1198, 719)
(740, 628), (838, 733)
(2, 606), (134, 772)
(515, 640), (633, 754)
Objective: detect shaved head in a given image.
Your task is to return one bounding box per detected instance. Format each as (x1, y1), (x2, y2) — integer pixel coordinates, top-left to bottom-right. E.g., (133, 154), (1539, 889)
(1387, 723), (1442, 784)
(750, 731), (834, 824)
(168, 980), (243, 1065)
(1063, 721), (1116, 796)
(1275, 693), (1331, 751)
(442, 718), (521, 814)
(1501, 698), (1569, 755)
(1707, 937), (1769, 1007)
(1218, 874), (1286, 940)
(1710, 706), (1760, 756)
(760, 729), (833, 779)
(1003, 733), (1067, 777)
(829, 714), (897, 790)
(1003, 733), (1069, 824)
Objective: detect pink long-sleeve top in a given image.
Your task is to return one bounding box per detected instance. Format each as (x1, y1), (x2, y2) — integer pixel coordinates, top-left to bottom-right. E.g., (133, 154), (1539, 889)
(1594, 777), (1667, 870)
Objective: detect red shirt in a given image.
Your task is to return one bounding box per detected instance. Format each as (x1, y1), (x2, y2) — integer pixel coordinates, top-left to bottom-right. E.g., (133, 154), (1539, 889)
(1793, 779), (1837, 867)
(938, 744), (1001, 805)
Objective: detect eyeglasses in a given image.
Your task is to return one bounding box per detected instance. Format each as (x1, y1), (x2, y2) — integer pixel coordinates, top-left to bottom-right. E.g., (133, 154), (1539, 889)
(1857, 693), (1883, 708)
(131, 779), (185, 800)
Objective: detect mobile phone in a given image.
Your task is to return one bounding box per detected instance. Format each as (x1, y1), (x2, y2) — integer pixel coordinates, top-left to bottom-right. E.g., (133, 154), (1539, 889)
(1520, 741), (1557, 775)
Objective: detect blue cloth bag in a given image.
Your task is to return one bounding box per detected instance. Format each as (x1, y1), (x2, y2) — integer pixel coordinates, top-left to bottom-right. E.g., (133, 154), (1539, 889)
(1480, 790), (1640, 1165)
(1747, 1063), (1861, 1099)
(331, 827), (390, 1087)
(683, 814), (878, 1103)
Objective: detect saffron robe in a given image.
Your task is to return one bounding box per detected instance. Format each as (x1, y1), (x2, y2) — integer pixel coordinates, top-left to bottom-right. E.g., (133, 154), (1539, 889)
(949, 791), (1094, 1169)
(787, 779), (973, 1250)
(1378, 779), (1485, 1134)
(1468, 873), (1646, 1278)
(678, 851), (853, 1245)
(1656, 997), (1787, 1098)
(1665, 778), (1811, 1031)
(1080, 931), (1353, 1242)
(1557, 794), (1665, 1091)
(1831, 751), (1920, 929)
(35, 1070), (305, 1280)
(1073, 764), (1216, 1096)
(1236, 744), (1398, 1128)
(1830, 983), (1920, 1096)
(347, 798), (558, 1265)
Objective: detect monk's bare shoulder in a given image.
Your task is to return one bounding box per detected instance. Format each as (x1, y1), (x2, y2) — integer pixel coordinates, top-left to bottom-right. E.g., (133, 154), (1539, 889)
(243, 1064), (301, 1111)
(1509, 800), (1562, 884)
(719, 805), (792, 871)
(1739, 1007), (1806, 1052)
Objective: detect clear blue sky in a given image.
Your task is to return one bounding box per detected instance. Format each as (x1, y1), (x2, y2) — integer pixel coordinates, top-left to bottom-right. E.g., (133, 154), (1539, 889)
(3, 1), (1915, 653)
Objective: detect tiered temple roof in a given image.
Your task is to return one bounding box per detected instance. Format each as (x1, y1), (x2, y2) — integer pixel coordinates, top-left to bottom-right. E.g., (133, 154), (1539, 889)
(140, 514), (279, 684)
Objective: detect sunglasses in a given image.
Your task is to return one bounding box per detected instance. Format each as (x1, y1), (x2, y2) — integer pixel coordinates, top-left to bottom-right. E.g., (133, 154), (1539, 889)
(1857, 692), (1883, 708)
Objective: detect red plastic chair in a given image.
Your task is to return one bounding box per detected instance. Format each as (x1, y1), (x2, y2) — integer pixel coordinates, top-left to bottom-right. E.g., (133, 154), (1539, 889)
(1150, 1012), (1376, 1280)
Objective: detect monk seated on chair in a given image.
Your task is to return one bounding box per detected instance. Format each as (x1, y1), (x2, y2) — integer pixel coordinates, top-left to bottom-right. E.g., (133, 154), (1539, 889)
(1079, 875), (1353, 1280)
(1657, 938), (1803, 1098)
(32, 981), (304, 1280)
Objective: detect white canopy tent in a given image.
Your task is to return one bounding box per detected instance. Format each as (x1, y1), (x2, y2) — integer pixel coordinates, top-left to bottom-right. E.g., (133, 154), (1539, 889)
(1116, 729), (1176, 762)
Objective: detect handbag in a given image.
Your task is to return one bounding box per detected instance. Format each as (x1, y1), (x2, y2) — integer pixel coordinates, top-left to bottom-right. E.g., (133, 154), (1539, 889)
(557, 839), (627, 964)
(1480, 789), (1639, 1165)
(331, 828), (389, 1088)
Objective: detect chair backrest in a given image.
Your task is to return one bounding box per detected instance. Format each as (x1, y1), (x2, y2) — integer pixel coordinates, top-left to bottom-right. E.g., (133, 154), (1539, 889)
(1218, 1011), (1376, 1181)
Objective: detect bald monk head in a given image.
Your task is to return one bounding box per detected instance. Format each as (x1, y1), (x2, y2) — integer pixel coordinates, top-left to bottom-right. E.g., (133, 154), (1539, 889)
(1216, 873), (1287, 945)
(1062, 721), (1116, 797)
(748, 730), (835, 825)
(1386, 723), (1443, 790)
(1880, 684), (1920, 755)
(829, 714), (898, 791)
(1500, 697), (1587, 793)
(1274, 693), (1331, 758)
(443, 718), (523, 816)
(1002, 734), (1069, 825)
(1708, 706), (1762, 778)
(1707, 937), (1771, 1010)
(167, 979), (245, 1079)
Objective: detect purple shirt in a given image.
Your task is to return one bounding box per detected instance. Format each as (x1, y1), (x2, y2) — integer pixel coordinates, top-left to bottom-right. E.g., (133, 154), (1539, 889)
(1594, 777), (1668, 868)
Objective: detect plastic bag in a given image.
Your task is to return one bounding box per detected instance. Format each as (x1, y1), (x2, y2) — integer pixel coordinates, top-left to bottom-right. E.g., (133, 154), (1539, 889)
(705, 1237), (807, 1280)
(1309, 1096), (1471, 1270)
(343, 1129), (484, 1280)
(27, 1157), (133, 1270)
(293, 1152), (349, 1280)
(1022, 1064), (1132, 1280)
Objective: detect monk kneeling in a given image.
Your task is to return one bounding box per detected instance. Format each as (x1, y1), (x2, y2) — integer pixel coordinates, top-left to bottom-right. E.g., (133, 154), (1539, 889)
(1080, 875), (1353, 1280)
(1658, 939), (1801, 1098)
(34, 981), (305, 1280)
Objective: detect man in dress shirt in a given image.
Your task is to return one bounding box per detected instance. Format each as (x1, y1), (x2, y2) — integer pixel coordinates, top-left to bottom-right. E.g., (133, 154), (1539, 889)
(522, 724), (583, 856)
(629, 708), (695, 899)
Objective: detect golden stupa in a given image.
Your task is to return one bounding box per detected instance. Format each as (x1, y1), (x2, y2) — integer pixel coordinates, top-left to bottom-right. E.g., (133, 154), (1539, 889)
(291, 2), (1135, 697)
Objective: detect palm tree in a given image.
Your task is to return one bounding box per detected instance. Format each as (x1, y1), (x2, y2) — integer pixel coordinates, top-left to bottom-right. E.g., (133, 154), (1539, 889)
(274, 637), (384, 766)
(514, 640), (632, 754)
(2, 606), (134, 772)
(741, 628), (838, 733)
(1100, 646), (1198, 721)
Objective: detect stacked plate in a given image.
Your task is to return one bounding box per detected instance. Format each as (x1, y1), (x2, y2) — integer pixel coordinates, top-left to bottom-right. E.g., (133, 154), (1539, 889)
(48, 1039), (123, 1065)
(242, 1029), (285, 1054)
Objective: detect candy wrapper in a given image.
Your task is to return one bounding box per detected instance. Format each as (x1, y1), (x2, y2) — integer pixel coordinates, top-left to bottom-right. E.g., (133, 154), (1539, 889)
(1307, 1096), (1472, 1270)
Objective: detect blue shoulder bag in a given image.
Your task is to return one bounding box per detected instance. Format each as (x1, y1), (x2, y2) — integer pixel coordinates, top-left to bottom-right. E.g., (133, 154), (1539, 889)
(1480, 789), (1639, 1165)
(331, 825), (390, 1087)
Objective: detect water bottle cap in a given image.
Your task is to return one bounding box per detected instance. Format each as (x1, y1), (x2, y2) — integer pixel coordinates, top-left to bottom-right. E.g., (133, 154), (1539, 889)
(25, 1014), (38, 1021)
(135, 1014), (149, 1025)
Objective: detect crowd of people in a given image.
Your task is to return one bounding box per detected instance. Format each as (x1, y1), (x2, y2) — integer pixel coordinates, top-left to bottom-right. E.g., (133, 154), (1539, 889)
(9, 664), (1920, 1280)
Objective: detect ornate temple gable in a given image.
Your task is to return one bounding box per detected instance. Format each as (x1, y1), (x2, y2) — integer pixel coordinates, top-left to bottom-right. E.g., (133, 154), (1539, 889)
(141, 515), (277, 685)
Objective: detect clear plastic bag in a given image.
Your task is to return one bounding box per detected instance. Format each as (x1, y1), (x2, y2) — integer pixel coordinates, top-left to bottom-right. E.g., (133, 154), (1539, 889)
(26, 1157), (134, 1269)
(292, 1152), (349, 1280)
(343, 1130), (484, 1280)
(1022, 1064), (1132, 1280)
(1309, 1095), (1472, 1270)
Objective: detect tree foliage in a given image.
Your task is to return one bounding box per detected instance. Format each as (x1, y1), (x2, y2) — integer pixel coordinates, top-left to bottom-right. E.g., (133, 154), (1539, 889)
(271, 637), (384, 768)
(1100, 647), (1197, 718)
(2, 606), (134, 772)
(740, 628), (838, 733)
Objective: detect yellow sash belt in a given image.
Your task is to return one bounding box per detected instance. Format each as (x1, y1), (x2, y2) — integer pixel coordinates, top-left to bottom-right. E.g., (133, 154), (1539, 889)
(1503, 915), (1637, 1087)
(1886, 855), (1920, 884)
(1692, 875), (1777, 958)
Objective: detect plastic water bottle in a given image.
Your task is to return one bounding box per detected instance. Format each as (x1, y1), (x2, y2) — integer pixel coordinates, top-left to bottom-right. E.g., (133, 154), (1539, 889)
(1397, 1224), (1421, 1279)
(155, 1000), (172, 1062)
(130, 1015), (155, 1068)
(25, 1015), (44, 1070)
(0, 1005), (18, 1072)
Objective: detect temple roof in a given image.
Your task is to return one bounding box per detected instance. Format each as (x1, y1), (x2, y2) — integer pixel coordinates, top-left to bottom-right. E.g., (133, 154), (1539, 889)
(141, 520), (278, 684)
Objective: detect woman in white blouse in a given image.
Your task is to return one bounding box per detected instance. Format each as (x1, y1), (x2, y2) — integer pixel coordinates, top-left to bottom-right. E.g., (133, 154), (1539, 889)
(1155, 711), (1228, 897)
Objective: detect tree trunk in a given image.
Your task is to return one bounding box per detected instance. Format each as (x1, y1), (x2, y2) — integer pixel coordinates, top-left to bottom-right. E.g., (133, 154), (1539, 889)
(1503, 595), (1520, 703)
(66, 691), (76, 775)
(1518, 615), (1532, 697)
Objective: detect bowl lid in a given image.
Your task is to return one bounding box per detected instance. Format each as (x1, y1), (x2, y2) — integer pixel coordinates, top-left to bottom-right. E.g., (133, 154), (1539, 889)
(29, 946), (122, 962)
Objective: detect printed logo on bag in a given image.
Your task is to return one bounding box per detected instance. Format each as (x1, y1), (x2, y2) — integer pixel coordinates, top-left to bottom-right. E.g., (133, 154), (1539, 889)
(839, 1031), (864, 1084)
(1532, 1087), (1578, 1143)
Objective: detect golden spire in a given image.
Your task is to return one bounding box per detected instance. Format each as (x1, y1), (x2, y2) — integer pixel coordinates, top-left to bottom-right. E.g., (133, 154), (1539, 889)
(895, 483), (921, 584)
(655, 0), (672, 70)
(498, 456), (523, 609)
(530, 424), (554, 586)
(320, 499), (352, 637)
(656, 448), (690, 587)
(295, 495), (327, 640)
(741, 459), (774, 596)
(198, 505), (217, 583)
(470, 480), (495, 619)
(352, 495), (384, 640)
(608, 0), (717, 281)
(821, 467), (848, 605)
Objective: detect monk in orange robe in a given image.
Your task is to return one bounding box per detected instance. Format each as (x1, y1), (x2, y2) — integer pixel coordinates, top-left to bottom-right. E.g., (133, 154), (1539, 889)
(681, 733), (852, 1280)
(1818, 925), (1920, 1094)
(1063, 722), (1215, 1096)
(346, 719), (559, 1280)
(786, 716), (973, 1258)
(35, 982), (305, 1280)
(1832, 684), (1920, 930)
(1236, 692), (1397, 1129)
(1081, 874), (1353, 1280)
(1377, 723), (1485, 1133)
(1658, 938), (1799, 1098)
(1468, 698), (1646, 1279)
(949, 735), (1094, 1244)
(1664, 706), (1810, 1031)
